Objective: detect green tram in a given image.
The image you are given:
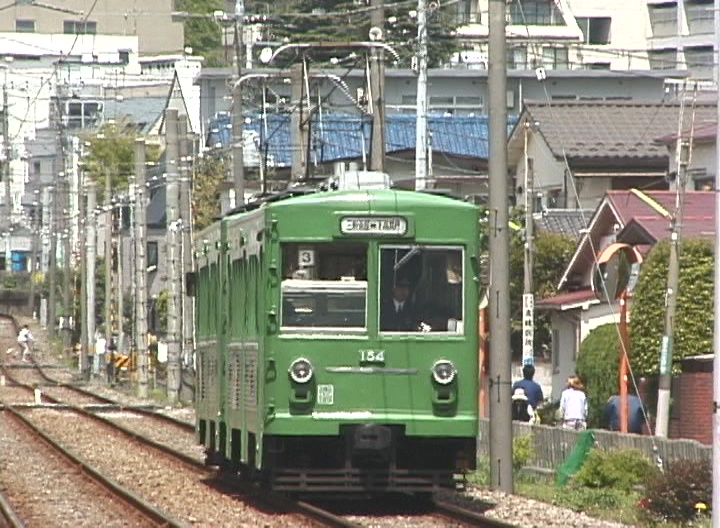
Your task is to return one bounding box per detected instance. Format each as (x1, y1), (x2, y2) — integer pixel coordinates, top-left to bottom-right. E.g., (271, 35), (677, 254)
(193, 187), (480, 493)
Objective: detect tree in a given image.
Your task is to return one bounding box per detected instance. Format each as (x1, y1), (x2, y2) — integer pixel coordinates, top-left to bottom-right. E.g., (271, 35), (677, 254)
(265, 0), (460, 68)
(176, 0), (225, 67)
(576, 323), (621, 428)
(192, 154), (227, 231)
(507, 208), (577, 355)
(81, 121), (137, 197)
(629, 238), (714, 375)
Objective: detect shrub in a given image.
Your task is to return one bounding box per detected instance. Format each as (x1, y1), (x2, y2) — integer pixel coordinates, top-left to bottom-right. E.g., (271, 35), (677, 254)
(639, 458), (711, 524)
(574, 448), (658, 492)
(576, 323), (621, 429)
(513, 434), (535, 472)
(556, 486), (628, 512)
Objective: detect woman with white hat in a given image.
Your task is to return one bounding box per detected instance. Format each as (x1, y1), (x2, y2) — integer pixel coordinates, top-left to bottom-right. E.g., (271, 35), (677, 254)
(559, 377), (588, 430)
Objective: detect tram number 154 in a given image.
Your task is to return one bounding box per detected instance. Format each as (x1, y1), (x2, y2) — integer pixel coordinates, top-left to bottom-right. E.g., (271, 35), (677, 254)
(359, 349), (385, 364)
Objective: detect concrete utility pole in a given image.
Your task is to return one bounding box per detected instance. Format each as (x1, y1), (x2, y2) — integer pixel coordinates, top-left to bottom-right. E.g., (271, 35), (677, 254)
(712, 0), (720, 519)
(414, 0), (429, 190)
(369, 0), (385, 173)
(488, 0), (513, 493)
(85, 182), (97, 377)
(655, 96), (693, 438)
(165, 108), (182, 404)
(522, 124), (535, 367)
(178, 121), (194, 369)
(104, 169), (114, 380)
(291, 63), (311, 181)
(2, 83), (10, 237)
(134, 139), (149, 399)
(231, 0), (245, 207)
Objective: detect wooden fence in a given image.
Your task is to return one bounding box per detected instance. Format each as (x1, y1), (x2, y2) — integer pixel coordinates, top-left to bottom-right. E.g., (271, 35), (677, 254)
(478, 419), (710, 472)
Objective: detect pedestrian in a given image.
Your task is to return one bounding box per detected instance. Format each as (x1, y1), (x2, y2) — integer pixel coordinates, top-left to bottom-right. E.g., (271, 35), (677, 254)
(17, 324), (34, 362)
(604, 392), (647, 434)
(512, 363), (544, 409)
(559, 376), (587, 430)
(511, 388), (537, 423)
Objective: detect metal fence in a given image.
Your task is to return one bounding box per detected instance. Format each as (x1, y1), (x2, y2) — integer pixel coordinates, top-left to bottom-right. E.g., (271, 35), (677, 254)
(478, 419), (710, 472)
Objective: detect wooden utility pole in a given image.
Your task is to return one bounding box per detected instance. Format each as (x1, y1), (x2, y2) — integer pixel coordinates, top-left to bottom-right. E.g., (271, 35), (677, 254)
(165, 108), (182, 404)
(488, 0), (513, 493)
(134, 139), (149, 398)
(369, 0), (385, 173)
(656, 88), (695, 437)
(2, 84), (10, 242)
(291, 63), (310, 181)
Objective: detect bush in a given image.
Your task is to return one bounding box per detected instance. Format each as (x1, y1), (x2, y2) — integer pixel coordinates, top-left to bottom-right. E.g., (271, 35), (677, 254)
(639, 458), (711, 524)
(576, 323), (621, 429)
(513, 434), (535, 472)
(574, 448), (658, 492)
(556, 486), (629, 513)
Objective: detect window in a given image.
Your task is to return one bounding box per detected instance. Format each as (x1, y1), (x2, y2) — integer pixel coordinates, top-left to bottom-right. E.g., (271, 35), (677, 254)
(380, 245), (464, 334)
(648, 49), (677, 70)
(64, 100), (103, 130)
(15, 19), (35, 33)
(147, 241), (159, 270)
(508, 46), (528, 69)
(119, 50), (130, 65)
(576, 17), (611, 45)
(507, 0), (565, 26)
(542, 47), (569, 69)
(648, 5), (677, 38)
(281, 243), (367, 331)
(64, 20), (97, 35)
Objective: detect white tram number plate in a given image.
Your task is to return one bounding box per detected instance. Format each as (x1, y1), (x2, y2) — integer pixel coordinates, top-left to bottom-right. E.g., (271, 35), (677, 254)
(340, 216), (407, 236)
(359, 349), (385, 364)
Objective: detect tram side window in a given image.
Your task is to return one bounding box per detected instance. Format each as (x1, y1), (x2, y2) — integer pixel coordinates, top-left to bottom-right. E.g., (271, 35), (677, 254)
(280, 243), (368, 330)
(380, 245), (464, 334)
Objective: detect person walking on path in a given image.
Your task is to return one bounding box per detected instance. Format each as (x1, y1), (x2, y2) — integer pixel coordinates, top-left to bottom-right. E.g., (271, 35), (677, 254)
(512, 363), (544, 409)
(560, 376), (588, 430)
(17, 324), (34, 362)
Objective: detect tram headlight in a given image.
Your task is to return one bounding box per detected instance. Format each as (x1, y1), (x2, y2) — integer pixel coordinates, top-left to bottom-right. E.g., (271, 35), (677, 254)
(289, 358), (314, 384)
(431, 360), (457, 385)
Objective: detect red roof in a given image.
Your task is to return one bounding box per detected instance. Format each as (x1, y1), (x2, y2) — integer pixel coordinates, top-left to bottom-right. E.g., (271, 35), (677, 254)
(536, 289), (597, 310)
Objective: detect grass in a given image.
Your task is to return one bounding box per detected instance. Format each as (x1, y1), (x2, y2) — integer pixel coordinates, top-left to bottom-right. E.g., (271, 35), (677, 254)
(466, 467), (712, 527)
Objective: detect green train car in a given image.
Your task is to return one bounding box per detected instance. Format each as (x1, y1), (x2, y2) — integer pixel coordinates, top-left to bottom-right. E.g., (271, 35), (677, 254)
(193, 188), (480, 493)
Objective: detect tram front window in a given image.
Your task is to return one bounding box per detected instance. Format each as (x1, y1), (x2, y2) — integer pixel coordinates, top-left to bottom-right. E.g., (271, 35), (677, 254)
(379, 245), (464, 334)
(280, 243), (367, 331)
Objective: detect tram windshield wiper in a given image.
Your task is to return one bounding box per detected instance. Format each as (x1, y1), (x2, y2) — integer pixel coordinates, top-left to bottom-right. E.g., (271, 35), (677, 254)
(393, 245), (424, 271)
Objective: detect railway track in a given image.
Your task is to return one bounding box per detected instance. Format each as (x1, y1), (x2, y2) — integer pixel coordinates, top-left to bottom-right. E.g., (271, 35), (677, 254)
(0, 316), (522, 528)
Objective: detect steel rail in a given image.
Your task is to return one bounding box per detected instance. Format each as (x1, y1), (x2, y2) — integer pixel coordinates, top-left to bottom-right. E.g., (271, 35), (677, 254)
(434, 499), (521, 528)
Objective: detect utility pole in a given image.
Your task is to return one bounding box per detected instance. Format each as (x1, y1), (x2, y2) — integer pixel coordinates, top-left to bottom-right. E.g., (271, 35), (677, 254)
(85, 182), (97, 377)
(178, 120), (194, 369)
(522, 123), (535, 367)
(488, 0), (513, 493)
(291, 63), (310, 181)
(165, 108), (182, 405)
(655, 93), (694, 437)
(104, 169), (114, 381)
(134, 139), (149, 398)
(2, 83), (10, 248)
(414, 0), (429, 190)
(369, 0), (385, 173)
(231, 0), (245, 207)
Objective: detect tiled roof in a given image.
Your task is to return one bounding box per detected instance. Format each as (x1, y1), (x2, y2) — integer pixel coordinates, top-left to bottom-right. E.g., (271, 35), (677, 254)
(206, 113), (518, 167)
(523, 101), (717, 162)
(534, 209), (593, 241)
(103, 97), (166, 134)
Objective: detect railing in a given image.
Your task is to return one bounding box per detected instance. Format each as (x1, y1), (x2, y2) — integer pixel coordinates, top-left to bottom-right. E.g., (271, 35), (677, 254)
(478, 419), (710, 472)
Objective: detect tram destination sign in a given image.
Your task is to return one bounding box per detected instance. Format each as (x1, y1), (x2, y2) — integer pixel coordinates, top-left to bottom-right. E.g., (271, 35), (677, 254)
(340, 216), (407, 236)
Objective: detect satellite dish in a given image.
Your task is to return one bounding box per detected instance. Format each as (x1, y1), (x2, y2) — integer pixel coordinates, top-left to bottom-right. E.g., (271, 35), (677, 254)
(259, 47), (273, 64)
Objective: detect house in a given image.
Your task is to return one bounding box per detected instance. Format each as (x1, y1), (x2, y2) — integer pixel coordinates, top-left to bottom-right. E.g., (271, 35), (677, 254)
(537, 189), (714, 399)
(507, 100), (717, 212)
(205, 112), (519, 200)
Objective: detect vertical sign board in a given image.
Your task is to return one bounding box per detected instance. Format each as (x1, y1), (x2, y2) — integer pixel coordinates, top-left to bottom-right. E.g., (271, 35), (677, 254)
(522, 293), (534, 365)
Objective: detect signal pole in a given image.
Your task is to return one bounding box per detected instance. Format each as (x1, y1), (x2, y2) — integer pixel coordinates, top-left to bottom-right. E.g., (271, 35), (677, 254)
(488, 0), (513, 493)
